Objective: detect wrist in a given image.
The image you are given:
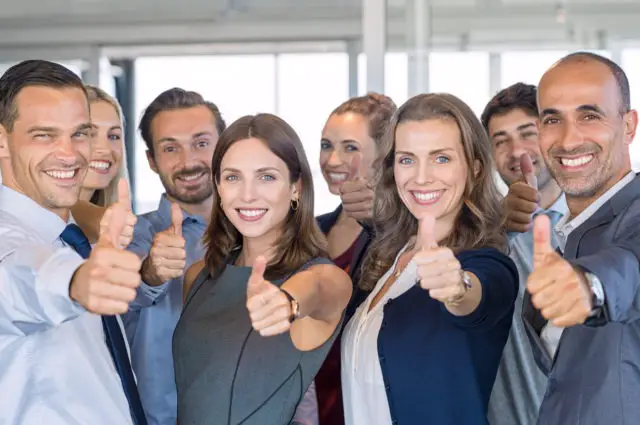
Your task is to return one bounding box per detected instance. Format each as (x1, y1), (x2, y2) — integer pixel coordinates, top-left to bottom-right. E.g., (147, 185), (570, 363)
(141, 256), (164, 287)
(280, 288), (300, 322)
(444, 270), (473, 307)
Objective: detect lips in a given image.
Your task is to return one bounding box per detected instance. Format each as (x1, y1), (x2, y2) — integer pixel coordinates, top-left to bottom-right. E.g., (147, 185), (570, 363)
(558, 154), (594, 169)
(236, 208), (267, 222)
(327, 172), (348, 184)
(89, 160), (112, 174)
(411, 190), (444, 205)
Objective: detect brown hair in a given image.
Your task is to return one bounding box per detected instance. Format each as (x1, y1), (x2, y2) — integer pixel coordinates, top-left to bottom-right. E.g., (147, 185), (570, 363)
(330, 92), (397, 146)
(203, 113), (327, 279)
(360, 93), (507, 291)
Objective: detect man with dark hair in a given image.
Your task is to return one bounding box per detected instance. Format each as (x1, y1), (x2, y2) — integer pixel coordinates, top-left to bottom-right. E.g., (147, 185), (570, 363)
(0, 60), (146, 424)
(519, 52), (640, 424)
(482, 82), (567, 425)
(123, 87), (226, 425)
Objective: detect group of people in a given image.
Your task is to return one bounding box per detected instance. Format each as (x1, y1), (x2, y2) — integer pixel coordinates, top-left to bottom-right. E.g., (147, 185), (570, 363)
(0, 50), (637, 425)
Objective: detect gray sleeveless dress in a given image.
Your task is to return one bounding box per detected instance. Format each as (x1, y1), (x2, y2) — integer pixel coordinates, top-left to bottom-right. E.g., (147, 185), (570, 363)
(172, 256), (341, 425)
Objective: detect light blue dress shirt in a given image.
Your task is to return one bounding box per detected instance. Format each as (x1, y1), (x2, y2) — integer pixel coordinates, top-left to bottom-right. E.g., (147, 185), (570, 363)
(0, 186), (134, 425)
(123, 194), (207, 425)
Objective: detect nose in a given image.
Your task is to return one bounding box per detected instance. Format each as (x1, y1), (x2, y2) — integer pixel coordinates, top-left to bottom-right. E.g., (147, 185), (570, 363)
(326, 149), (343, 167)
(55, 136), (82, 165)
(414, 160), (435, 185)
(507, 139), (529, 160)
(241, 179), (257, 203)
(558, 120), (585, 152)
(91, 132), (110, 155)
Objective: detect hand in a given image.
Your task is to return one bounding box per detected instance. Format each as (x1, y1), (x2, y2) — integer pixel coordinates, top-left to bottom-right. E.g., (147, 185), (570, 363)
(141, 203), (187, 286)
(339, 154), (374, 221)
(99, 179), (137, 249)
(70, 186), (142, 315)
(246, 256), (292, 337)
(504, 153), (541, 233)
(526, 215), (592, 327)
(413, 215), (467, 305)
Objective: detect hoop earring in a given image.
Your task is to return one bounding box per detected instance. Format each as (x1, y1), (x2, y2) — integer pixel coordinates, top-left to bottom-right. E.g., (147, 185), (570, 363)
(291, 198), (299, 211)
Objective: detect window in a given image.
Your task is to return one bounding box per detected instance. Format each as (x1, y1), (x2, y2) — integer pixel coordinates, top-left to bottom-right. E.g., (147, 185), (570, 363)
(134, 55), (277, 213)
(501, 50), (568, 88)
(358, 52), (409, 107)
(276, 53), (349, 214)
(622, 48), (640, 170)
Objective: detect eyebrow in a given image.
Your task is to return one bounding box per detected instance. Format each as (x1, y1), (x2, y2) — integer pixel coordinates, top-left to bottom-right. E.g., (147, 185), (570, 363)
(27, 122), (93, 134)
(222, 166), (281, 174)
(395, 148), (455, 156)
(192, 131), (213, 139)
(541, 104), (606, 117)
(493, 122), (537, 138)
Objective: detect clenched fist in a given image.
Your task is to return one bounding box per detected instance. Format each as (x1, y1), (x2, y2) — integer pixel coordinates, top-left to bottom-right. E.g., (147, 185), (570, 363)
(246, 256), (293, 337)
(339, 154), (374, 221)
(527, 214), (592, 327)
(504, 153), (541, 233)
(141, 203), (187, 286)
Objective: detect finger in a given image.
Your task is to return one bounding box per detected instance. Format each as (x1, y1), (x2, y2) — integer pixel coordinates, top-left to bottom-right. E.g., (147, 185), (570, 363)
(348, 153), (364, 181)
(250, 289), (288, 321)
(418, 269), (461, 290)
(428, 286), (462, 302)
(504, 220), (532, 234)
(339, 180), (371, 196)
(520, 153), (538, 190)
(417, 215), (437, 250)
(508, 182), (541, 204)
(342, 201), (374, 216)
(551, 301), (591, 327)
(152, 245), (187, 260)
(171, 203), (183, 236)
(116, 178), (132, 211)
(96, 248), (143, 272)
(248, 256), (267, 285)
(105, 267), (142, 289)
(340, 190), (374, 205)
(153, 259), (188, 270)
(86, 298), (130, 315)
(255, 320), (291, 337)
(533, 215), (554, 268)
(252, 304), (292, 329)
(506, 210), (536, 226)
(506, 197), (538, 216)
(90, 280), (138, 303)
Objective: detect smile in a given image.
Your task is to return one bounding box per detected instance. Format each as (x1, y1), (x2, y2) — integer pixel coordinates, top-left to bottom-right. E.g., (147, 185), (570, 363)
(410, 190), (443, 205)
(557, 154), (594, 169)
(44, 168), (80, 183)
(327, 172), (348, 183)
(176, 172), (206, 183)
(89, 160), (112, 174)
(236, 208), (268, 222)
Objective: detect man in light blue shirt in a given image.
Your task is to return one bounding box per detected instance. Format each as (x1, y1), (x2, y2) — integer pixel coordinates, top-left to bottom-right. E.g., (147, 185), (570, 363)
(123, 88), (226, 425)
(0, 60), (146, 425)
(481, 82), (567, 425)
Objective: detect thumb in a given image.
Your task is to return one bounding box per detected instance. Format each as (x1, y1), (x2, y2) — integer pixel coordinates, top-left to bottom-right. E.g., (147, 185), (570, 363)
(247, 255), (268, 297)
(116, 178), (132, 211)
(170, 203), (183, 236)
(348, 153), (365, 181)
(520, 153), (538, 190)
(533, 214), (554, 268)
(417, 215), (437, 250)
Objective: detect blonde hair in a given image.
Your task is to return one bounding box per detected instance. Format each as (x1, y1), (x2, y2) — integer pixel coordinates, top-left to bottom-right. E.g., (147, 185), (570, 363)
(84, 84), (131, 207)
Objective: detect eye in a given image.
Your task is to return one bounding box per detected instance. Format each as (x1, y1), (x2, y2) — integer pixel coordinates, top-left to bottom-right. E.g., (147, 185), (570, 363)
(521, 132), (537, 139)
(494, 139), (507, 148)
(260, 174), (276, 182)
(33, 133), (51, 140)
(224, 174), (239, 182)
(320, 140), (332, 150)
(164, 146), (176, 153)
(435, 155), (450, 164)
(108, 134), (122, 141)
(73, 130), (91, 139)
(345, 144), (359, 153)
(196, 140), (210, 148)
(542, 117), (560, 125)
(583, 113), (600, 121)
(398, 156), (414, 165)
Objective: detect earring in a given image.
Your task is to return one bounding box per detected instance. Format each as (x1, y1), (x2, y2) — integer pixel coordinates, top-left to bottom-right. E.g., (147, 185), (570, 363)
(291, 198), (299, 211)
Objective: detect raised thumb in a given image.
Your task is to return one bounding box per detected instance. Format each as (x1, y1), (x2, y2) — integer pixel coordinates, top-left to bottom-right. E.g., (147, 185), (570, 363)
(348, 153), (365, 181)
(417, 215), (437, 250)
(116, 178), (132, 211)
(520, 153), (538, 190)
(247, 255), (268, 297)
(170, 203), (183, 236)
(533, 214), (554, 268)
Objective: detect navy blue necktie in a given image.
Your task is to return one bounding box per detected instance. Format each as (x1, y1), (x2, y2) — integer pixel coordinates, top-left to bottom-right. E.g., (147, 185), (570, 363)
(60, 224), (148, 425)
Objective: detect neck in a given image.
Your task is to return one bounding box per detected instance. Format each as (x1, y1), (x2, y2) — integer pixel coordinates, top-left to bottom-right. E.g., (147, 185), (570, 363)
(566, 168), (631, 219)
(239, 231), (279, 267)
(78, 188), (95, 203)
(539, 180), (563, 210)
(166, 194), (213, 223)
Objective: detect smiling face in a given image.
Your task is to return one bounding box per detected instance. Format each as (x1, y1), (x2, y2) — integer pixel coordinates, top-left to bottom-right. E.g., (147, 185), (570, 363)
(217, 137), (299, 243)
(319, 112), (376, 193)
(83, 100), (123, 193)
(0, 86), (91, 218)
(538, 59), (636, 199)
(394, 118), (469, 235)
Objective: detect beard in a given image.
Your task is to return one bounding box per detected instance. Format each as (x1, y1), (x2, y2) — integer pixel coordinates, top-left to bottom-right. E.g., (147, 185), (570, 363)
(161, 165), (214, 205)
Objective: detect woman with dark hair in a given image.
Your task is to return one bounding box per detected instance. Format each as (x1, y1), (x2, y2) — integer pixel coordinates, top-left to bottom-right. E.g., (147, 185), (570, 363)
(341, 93), (518, 425)
(293, 93), (396, 425)
(172, 113), (352, 425)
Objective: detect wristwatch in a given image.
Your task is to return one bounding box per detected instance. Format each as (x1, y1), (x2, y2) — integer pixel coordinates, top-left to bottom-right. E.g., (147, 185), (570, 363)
(445, 271), (473, 306)
(585, 272), (605, 310)
(280, 288), (300, 323)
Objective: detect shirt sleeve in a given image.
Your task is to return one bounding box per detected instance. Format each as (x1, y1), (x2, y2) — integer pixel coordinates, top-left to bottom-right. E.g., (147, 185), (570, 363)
(0, 240), (86, 335)
(443, 247), (519, 330)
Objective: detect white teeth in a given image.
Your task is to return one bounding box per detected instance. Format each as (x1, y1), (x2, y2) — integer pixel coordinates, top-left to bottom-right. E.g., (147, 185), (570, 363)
(45, 170), (75, 179)
(560, 155), (593, 167)
(180, 173), (203, 182)
(239, 209), (267, 217)
(413, 191), (441, 202)
(328, 173), (348, 182)
(90, 160), (111, 170)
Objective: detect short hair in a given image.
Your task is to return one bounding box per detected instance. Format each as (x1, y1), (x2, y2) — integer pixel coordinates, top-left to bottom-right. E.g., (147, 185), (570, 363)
(481, 83), (538, 131)
(330, 92), (397, 146)
(554, 51), (630, 114)
(138, 88), (226, 155)
(0, 60), (86, 132)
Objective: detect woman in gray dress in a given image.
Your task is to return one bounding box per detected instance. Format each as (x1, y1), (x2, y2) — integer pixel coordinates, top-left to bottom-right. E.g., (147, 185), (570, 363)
(173, 113), (353, 425)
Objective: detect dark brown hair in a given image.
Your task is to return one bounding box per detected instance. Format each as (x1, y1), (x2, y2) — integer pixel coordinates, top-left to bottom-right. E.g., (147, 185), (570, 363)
(203, 113), (327, 278)
(360, 93), (507, 291)
(0, 60), (86, 132)
(481, 82), (538, 131)
(330, 92), (397, 146)
(138, 87), (226, 156)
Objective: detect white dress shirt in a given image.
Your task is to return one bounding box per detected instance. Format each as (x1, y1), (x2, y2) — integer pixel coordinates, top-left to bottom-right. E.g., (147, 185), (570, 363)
(0, 186), (134, 425)
(341, 245), (416, 425)
(541, 171), (636, 358)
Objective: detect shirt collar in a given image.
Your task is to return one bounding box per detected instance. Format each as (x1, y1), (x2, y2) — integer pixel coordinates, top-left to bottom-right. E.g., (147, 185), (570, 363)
(157, 193), (207, 227)
(0, 185), (68, 243)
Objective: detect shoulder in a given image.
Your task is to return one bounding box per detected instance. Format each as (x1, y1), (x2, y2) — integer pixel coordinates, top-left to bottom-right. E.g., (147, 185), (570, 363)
(456, 247), (518, 281)
(0, 212), (40, 259)
(183, 259), (207, 302)
(315, 206), (342, 233)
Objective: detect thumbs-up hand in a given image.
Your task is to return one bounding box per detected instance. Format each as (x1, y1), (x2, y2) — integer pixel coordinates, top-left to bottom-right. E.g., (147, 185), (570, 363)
(526, 215), (592, 327)
(339, 154), (374, 221)
(246, 256), (293, 337)
(413, 216), (468, 305)
(140, 202), (187, 287)
(504, 153), (542, 233)
(70, 179), (142, 315)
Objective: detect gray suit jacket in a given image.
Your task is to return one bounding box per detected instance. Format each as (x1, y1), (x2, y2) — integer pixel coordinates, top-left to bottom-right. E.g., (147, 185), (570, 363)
(523, 174), (640, 425)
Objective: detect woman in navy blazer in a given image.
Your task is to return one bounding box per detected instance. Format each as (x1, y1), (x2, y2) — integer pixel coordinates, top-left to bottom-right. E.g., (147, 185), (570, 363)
(341, 93), (518, 425)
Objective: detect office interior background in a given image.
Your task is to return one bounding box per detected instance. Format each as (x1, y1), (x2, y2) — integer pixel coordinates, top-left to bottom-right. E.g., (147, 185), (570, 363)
(0, 0), (639, 215)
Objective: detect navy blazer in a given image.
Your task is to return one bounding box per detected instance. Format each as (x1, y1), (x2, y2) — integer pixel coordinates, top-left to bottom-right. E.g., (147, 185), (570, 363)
(378, 247), (518, 425)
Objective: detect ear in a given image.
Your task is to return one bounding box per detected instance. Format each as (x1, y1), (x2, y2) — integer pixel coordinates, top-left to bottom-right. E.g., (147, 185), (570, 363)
(291, 179), (302, 200)
(146, 150), (159, 174)
(624, 109), (638, 147)
(473, 159), (481, 178)
(0, 124), (10, 159)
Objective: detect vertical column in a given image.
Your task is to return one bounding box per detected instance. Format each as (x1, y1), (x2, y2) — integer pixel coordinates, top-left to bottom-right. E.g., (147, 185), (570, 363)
(406, 0), (431, 96)
(489, 52), (502, 97)
(347, 40), (359, 98)
(362, 0), (387, 93)
(82, 45), (101, 85)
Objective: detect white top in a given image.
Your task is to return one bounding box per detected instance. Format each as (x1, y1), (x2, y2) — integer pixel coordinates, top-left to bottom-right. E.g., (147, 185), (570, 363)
(541, 171), (636, 358)
(342, 245), (417, 425)
(0, 186), (134, 425)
